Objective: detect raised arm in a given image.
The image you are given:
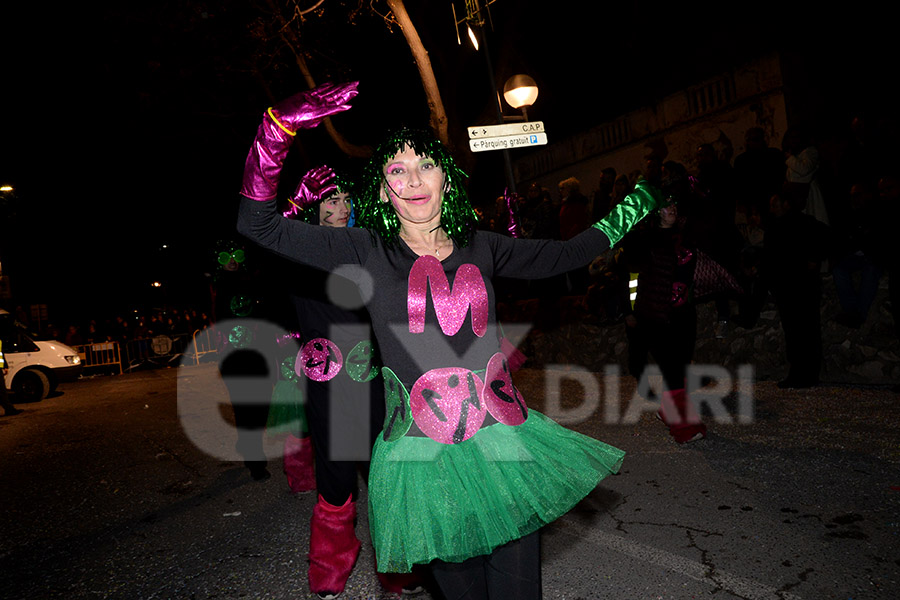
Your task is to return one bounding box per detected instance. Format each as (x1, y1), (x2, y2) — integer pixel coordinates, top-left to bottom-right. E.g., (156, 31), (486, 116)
(241, 82), (358, 201)
(492, 179), (661, 278)
(237, 83), (368, 270)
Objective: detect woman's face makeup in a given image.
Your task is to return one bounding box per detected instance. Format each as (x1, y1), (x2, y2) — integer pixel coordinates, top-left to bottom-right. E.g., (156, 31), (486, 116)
(319, 192), (352, 228)
(381, 145), (446, 227)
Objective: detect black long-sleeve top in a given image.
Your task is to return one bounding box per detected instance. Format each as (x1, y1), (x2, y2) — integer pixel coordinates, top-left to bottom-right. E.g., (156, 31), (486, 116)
(238, 197), (611, 391)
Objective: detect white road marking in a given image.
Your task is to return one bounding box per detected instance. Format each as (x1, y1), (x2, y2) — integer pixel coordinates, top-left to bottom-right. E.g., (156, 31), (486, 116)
(555, 517), (804, 600)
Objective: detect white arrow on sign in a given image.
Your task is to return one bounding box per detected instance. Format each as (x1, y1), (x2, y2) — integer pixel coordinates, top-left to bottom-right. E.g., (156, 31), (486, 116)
(469, 132), (548, 153)
(468, 121), (545, 139)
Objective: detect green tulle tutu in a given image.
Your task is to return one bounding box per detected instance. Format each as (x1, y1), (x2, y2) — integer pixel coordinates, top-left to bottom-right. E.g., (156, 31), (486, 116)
(368, 410), (625, 573)
(265, 380), (307, 436)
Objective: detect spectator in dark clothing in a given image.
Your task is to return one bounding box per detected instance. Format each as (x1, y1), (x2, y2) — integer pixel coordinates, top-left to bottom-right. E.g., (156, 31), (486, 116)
(586, 246), (629, 325)
(733, 127), (785, 217)
(610, 174), (634, 209)
(211, 241), (277, 481)
(558, 177), (591, 241)
(763, 181), (834, 389)
(691, 143), (742, 337)
(520, 182), (558, 241)
(877, 171), (900, 340)
(831, 180), (886, 328)
(558, 177), (592, 294)
(64, 324), (84, 347)
(591, 167), (617, 221)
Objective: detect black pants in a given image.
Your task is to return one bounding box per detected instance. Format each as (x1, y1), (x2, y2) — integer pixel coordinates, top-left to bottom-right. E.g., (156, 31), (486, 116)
(218, 349), (273, 465)
(772, 281), (822, 382)
(626, 308), (698, 393)
(304, 373), (384, 506)
(430, 531), (541, 600)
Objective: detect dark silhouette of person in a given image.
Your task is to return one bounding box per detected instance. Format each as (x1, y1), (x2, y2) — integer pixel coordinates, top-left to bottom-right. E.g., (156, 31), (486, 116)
(558, 176), (592, 295)
(831, 180), (886, 328)
(211, 240), (277, 481)
(763, 181), (834, 389)
(591, 166), (617, 221)
(733, 127), (785, 218)
(877, 171), (900, 340)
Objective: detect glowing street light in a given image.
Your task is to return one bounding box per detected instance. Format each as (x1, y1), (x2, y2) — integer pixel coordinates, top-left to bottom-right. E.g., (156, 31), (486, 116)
(503, 74), (539, 120)
(467, 23), (479, 50)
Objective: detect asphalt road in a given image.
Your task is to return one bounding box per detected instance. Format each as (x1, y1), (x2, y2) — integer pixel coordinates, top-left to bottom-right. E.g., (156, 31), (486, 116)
(1, 363), (899, 599)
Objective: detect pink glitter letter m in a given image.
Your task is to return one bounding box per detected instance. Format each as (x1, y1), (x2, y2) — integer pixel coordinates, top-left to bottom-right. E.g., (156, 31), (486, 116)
(407, 256), (488, 337)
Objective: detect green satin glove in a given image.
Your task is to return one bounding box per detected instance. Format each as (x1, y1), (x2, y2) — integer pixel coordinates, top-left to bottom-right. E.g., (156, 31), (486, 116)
(592, 179), (661, 246)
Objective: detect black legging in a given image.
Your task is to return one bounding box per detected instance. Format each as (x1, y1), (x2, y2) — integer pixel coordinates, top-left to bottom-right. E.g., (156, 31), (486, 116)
(430, 531), (541, 600)
(218, 348), (273, 464)
(303, 373), (384, 506)
(627, 307), (698, 393)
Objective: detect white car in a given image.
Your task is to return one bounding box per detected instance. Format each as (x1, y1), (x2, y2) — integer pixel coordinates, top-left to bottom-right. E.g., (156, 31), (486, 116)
(1, 309), (83, 402)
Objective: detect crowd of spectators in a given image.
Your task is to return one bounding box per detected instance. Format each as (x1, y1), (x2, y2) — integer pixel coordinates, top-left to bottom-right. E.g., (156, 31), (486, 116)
(486, 111), (900, 386)
(21, 306), (212, 350)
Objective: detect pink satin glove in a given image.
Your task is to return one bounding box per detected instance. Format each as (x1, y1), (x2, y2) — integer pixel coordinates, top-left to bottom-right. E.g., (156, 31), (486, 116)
(283, 165), (338, 218)
(292, 165), (338, 208)
(240, 82), (359, 201)
(269, 81), (358, 132)
(505, 187), (522, 238)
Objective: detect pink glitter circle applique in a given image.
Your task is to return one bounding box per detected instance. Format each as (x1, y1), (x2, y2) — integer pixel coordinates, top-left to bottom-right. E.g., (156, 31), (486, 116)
(483, 352), (528, 426)
(410, 367), (485, 444)
(297, 338), (343, 382)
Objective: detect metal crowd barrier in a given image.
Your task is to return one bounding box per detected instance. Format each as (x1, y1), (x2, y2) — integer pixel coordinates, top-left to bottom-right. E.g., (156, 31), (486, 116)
(75, 341), (124, 374)
(69, 329), (221, 377)
(123, 332), (194, 371)
(187, 328), (218, 365)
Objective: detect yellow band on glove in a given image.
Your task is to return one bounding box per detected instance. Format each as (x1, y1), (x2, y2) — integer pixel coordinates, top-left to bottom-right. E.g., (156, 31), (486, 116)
(267, 108), (297, 137)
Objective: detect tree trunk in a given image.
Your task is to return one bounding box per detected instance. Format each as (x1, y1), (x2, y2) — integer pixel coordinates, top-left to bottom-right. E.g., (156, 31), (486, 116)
(385, 0), (450, 146)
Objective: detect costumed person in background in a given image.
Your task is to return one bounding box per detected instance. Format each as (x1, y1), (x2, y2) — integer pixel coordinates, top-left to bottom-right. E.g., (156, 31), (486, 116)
(621, 161), (708, 444)
(236, 81), (658, 600)
(265, 329), (314, 492)
(209, 240), (278, 481)
(274, 164), (422, 598)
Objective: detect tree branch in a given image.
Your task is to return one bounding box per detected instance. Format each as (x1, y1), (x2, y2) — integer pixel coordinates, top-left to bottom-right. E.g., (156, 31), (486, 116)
(384, 0), (449, 145)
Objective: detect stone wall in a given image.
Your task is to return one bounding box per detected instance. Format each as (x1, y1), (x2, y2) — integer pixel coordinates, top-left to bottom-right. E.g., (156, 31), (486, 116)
(506, 275), (899, 386)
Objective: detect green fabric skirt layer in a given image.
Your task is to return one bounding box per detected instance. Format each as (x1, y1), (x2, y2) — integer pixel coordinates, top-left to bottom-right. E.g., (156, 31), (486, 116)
(368, 410), (625, 573)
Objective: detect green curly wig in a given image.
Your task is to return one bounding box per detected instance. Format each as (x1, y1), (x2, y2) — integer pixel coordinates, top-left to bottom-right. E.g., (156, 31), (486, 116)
(354, 128), (478, 248)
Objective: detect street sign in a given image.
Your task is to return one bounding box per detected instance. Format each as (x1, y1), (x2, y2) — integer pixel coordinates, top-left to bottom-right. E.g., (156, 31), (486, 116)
(468, 121), (545, 139)
(469, 132), (548, 153)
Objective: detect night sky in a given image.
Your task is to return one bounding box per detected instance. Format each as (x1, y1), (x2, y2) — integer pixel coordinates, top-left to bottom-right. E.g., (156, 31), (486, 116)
(1, 1), (891, 326)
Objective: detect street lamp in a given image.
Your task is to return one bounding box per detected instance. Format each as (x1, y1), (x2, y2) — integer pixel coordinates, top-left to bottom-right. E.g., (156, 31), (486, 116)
(503, 74), (539, 121)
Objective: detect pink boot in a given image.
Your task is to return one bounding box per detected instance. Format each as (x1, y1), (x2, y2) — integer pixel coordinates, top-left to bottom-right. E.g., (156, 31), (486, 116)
(377, 569), (425, 595)
(283, 434), (315, 493)
(658, 389), (707, 444)
(308, 495), (360, 598)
